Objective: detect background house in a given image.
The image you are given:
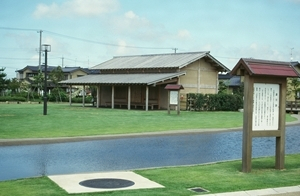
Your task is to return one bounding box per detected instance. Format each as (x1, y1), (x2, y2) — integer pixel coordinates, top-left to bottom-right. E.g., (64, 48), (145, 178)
(16, 65), (91, 93)
(218, 73), (243, 94)
(60, 51), (230, 110)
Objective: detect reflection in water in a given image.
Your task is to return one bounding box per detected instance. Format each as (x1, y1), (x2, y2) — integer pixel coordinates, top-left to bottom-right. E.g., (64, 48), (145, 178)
(0, 126), (299, 181)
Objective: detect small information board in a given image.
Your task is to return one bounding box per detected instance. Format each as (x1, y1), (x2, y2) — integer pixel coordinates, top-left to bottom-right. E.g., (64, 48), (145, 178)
(165, 84), (184, 115)
(252, 83), (279, 131)
(170, 91), (178, 105)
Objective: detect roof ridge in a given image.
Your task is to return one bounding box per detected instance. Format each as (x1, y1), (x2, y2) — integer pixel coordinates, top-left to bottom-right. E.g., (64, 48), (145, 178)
(113, 51), (209, 58)
(242, 58), (290, 65)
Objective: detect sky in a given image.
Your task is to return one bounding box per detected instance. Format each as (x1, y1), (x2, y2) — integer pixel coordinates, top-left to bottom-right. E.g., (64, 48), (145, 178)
(1, 0), (300, 79)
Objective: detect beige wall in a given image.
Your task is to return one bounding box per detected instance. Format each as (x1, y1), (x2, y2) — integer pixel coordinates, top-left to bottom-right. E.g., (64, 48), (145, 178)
(177, 59), (219, 110)
(179, 59), (218, 95)
(68, 70), (87, 79)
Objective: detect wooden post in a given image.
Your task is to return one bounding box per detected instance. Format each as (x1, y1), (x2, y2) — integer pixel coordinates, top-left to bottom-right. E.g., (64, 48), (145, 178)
(177, 90), (180, 115)
(145, 86), (149, 111)
(128, 86), (131, 110)
(276, 78), (287, 169)
(111, 85), (114, 109)
(97, 85), (100, 108)
(167, 91), (170, 114)
(69, 85), (72, 106)
(242, 74), (253, 172)
(82, 85), (85, 107)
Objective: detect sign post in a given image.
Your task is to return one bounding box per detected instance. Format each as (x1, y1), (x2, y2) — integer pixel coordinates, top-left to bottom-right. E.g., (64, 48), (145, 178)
(165, 84), (184, 115)
(231, 58), (299, 172)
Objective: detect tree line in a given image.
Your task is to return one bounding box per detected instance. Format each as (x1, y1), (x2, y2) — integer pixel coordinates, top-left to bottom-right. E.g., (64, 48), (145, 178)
(0, 66), (66, 102)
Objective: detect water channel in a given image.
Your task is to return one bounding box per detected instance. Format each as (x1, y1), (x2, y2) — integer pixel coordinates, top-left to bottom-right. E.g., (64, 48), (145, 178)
(0, 126), (299, 182)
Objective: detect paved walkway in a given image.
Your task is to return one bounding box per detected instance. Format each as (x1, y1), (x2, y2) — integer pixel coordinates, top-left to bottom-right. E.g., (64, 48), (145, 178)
(208, 185), (300, 196)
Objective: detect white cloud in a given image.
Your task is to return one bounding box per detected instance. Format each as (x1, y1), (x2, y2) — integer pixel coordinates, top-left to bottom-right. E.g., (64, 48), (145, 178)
(122, 11), (152, 30)
(33, 0), (119, 19)
(176, 29), (191, 39)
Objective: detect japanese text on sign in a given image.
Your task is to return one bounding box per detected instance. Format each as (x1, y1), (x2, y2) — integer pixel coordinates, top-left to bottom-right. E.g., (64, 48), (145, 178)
(170, 91), (178, 105)
(252, 83), (279, 131)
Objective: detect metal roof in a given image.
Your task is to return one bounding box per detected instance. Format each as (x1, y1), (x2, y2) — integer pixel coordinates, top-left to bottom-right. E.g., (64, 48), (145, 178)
(231, 58), (299, 77)
(91, 51), (230, 72)
(229, 76), (241, 86)
(59, 72), (186, 85)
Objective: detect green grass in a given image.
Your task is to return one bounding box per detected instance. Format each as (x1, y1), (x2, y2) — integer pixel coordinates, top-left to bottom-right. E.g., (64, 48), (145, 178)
(0, 103), (297, 139)
(0, 154), (299, 196)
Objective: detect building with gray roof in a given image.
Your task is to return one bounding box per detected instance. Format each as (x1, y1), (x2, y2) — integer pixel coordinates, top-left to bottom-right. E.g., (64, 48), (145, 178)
(60, 51), (230, 110)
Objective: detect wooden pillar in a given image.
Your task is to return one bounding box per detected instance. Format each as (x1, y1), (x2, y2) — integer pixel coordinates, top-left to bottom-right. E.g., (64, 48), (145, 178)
(82, 85), (85, 107)
(128, 86), (131, 110)
(167, 91), (170, 114)
(242, 74), (253, 173)
(197, 61), (201, 93)
(145, 86), (149, 111)
(276, 78), (286, 169)
(216, 73), (219, 94)
(97, 85), (100, 108)
(69, 85), (72, 106)
(111, 85), (114, 109)
(177, 90), (180, 115)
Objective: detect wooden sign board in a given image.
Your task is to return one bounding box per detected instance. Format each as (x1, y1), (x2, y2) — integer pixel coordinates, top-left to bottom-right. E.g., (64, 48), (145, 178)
(252, 83), (279, 131)
(231, 58), (299, 173)
(165, 84), (184, 115)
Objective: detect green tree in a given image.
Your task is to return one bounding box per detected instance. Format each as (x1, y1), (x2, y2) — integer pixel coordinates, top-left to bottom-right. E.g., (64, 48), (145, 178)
(218, 80), (228, 94)
(233, 82), (244, 97)
(49, 66), (65, 102)
(0, 67), (9, 96)
(287, 78), (300, 100)
(32, 72), (44, 92)
(8, 78), (21, 95)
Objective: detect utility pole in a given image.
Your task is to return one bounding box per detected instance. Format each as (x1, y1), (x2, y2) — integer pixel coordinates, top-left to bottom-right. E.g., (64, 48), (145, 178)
(38, 30), (42, 71)
(38, 30), (42, 95)
(172, 48), (178, 53)
(290, 48), (294, 61)
(61, 56), (64, 67)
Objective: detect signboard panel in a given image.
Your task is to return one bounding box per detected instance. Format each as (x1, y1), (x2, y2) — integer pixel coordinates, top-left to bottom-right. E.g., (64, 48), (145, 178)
(170, 91), (178, 105)
(252, 83), (279, 131)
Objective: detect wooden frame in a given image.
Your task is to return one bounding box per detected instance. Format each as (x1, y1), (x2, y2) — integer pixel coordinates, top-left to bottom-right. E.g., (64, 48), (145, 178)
(242, 75), (286, 172)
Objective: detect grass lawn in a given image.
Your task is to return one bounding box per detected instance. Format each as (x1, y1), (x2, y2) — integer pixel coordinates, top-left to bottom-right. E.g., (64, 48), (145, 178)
(0, 103), (297, 139)
(0, 154), (299, 196)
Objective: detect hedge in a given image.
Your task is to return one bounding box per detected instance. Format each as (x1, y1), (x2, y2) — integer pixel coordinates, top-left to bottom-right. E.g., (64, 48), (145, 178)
(187, 93), (243, 111)
(0, 96), (26, 102)
(71, 96), (93, 103)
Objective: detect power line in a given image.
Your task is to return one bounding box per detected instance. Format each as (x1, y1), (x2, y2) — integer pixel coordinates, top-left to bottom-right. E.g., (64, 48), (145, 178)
(0, 26), (39, 32)
(1, 26), (174, 50)
(43, 30), (172, 50)
(0, 57), (37, 61)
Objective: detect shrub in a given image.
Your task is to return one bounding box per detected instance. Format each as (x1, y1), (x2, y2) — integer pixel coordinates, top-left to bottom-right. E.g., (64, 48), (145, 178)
(71, 96), (93, 103)
(187, 93), (243, 111)
(0, 96), (26, 102)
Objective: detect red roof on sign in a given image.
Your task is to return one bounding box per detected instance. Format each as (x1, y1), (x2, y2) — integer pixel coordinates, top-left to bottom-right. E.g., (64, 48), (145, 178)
(164, 84), (184, 90)
(231, 58), (299, 77)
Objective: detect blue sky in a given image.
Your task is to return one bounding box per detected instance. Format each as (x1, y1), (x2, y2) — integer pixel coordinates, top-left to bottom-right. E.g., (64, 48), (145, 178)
(1, 0), (300, 78)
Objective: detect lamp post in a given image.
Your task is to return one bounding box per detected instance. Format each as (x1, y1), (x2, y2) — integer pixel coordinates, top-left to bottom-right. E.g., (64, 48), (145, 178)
(42, 44), (51, 115)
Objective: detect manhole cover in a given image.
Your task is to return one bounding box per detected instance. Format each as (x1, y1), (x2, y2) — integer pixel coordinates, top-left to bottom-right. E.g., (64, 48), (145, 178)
(79, 178), (135, 189)
(188, 187), (209, 193)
